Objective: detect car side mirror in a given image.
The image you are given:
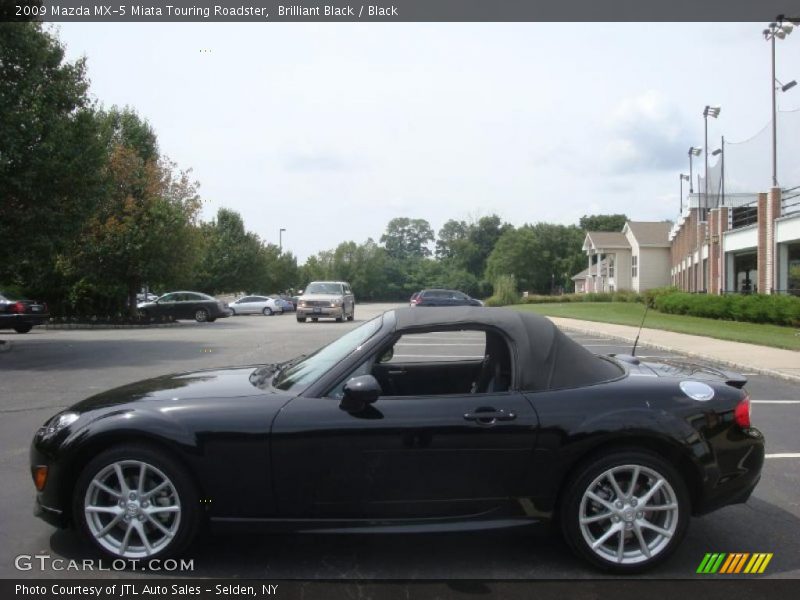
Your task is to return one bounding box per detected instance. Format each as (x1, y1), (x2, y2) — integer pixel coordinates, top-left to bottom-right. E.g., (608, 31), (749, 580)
(340, 375), (382, 413)
(378, 346), (394, 363)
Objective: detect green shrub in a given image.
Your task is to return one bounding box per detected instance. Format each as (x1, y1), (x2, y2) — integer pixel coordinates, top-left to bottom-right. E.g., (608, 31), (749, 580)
(486, 275), (520, 307)
(654, 291), (800, 326)
(643, 286), (678, 308)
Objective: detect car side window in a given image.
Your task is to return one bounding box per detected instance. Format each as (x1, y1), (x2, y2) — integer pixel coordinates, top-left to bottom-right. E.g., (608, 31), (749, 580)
(326, 329), (512, 399)
(159, 293), (175, 303)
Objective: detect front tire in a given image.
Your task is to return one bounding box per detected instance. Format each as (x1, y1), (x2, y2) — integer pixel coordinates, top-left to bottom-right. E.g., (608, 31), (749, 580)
(560, 449), (689, 573)
(297, 317), (306, 323)
(73, 444), (200, 560)
(13, 323), (33, 333)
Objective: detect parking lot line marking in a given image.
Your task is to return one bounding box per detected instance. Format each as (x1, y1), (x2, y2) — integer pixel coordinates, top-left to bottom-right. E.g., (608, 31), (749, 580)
(393, 354), (484, 359)
(396, 343), (486, 347)
(765, 453), (800, 458)
(751, 400), (800, 404)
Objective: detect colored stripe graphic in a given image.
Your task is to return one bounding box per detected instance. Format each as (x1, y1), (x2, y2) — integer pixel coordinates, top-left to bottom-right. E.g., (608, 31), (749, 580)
(697, 552), (772, 574)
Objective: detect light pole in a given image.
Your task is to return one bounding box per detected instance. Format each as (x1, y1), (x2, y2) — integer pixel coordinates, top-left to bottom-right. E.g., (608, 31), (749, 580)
(680, 174), (690, 213)
(763, 16), (794, 187)
(279, 228), (286, 252)
(688, 147), (701, 194)
(703, 105), (721, 217)
(712, 137), (725, 207)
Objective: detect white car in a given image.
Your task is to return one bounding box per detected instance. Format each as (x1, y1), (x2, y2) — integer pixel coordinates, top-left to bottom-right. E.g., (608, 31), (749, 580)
(228, 295), (283, 316)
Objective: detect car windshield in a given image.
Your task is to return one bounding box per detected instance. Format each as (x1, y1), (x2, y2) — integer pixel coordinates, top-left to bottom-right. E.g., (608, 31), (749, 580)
(273, 314), (384, 391)
(306, 282), (343, 295)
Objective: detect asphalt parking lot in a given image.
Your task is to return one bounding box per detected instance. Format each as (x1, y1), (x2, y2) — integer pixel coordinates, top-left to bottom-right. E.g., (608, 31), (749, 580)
(1, 303), (798, 579)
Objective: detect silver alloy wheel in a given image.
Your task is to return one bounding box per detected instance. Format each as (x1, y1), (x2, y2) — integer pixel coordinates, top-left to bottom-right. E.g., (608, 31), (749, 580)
(84, 459), (181, 559)
(263, 307), (272, 316)
(195, 309), (208, 322)
(578, 464), (679, 565)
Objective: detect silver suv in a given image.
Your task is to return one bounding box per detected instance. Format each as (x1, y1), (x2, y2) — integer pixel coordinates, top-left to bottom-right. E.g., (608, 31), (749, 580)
(296, 281), (355, 323)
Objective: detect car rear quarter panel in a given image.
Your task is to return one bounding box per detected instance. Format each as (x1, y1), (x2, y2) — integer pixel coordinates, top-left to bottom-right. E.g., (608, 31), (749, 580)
(522, 375), (751, 514)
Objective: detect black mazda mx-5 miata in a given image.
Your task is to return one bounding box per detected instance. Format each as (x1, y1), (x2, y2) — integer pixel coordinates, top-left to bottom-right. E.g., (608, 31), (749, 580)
(30, 307), (764, 572)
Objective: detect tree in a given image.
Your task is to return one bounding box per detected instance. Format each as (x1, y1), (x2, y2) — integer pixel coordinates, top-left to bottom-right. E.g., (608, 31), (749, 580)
(64, 139), (203, 315)
(579, 214), (629, 232)
(0, 22), (107, 300)
(195, 208), (268, 295)
(380, 218), (435, 260)
(486, 223), (584, 294)
(435, 219), (469, 259)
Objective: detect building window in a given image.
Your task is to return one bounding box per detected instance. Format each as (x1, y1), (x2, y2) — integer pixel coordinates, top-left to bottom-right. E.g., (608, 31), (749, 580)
(631, 255), (638, 278)
(608, 255), (615, 278)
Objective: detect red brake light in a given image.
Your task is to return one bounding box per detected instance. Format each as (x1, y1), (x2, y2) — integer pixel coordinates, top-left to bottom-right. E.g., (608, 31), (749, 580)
(12, 302), (26, 313)
(734, 396), (751, 428)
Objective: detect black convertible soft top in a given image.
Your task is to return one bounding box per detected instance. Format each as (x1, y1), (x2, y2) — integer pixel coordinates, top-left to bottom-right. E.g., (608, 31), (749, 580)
(392, 306), (622, 391)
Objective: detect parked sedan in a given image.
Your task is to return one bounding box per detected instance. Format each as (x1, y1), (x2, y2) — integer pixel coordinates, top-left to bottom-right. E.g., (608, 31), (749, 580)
(0, 290), (49, 333)
(30, 307), (763, 572)
(411, 289), (483, 307)
(229, 295), (283, 316)
(137, 291), (229, 322)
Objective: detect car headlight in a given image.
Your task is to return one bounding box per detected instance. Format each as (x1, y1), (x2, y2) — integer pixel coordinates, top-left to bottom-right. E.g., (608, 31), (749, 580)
(299, 301), (307, 308)
(331, 299), (343, 307)
(43, 412), (80, 435)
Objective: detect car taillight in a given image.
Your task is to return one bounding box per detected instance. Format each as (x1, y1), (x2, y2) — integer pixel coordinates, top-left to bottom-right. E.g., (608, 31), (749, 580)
(12, 302), (26, 313)
(734, 395), (751, 429)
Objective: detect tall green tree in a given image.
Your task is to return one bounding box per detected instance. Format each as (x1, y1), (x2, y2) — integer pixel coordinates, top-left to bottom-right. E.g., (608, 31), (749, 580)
(579, 214), (629, 232)
(380, 217), (435, 260)
(0, 22), (107, 298)
(486, 223), (584, 294)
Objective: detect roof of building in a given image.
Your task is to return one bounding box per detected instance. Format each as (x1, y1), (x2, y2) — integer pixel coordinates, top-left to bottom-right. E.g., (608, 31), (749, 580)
(624, 221), (673, 246)
(584, 231), (630, 249)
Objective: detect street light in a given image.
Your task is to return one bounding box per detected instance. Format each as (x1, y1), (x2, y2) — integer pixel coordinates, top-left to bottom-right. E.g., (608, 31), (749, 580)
(712, 136), (725, 207)
(279, 228), (286, 251)
(679, 174), (690, 213)
(688, 147), (701, 193)
(703, 105), (721, 215)
(764, 15), (795, 186)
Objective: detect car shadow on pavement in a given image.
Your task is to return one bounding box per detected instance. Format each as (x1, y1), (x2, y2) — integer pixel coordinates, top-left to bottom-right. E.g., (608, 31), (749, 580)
(46, 497), (800, 579)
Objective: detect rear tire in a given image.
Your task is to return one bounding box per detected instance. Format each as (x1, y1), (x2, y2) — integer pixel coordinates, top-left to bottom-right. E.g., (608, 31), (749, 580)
(560, 449), (689, 573)
(13, 323), (33, 333)
(194, 309), (208, 323)
(73, 444), (200, 561)
(296, 317), (306, 323)
(311, 318), (318, 322)
(262, 307), (273, 316)
(347, 308), (354, 321)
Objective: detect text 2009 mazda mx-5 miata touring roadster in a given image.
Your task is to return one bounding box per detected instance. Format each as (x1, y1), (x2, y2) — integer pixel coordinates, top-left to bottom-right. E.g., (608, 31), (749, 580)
(30, 307), (764, 572)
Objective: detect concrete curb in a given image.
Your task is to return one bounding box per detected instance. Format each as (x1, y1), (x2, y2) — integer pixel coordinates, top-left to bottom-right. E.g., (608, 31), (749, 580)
(553, 321), (800, 384)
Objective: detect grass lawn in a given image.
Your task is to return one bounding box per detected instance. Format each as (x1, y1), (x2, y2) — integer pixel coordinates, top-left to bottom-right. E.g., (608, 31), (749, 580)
(518, 302), (800, 351)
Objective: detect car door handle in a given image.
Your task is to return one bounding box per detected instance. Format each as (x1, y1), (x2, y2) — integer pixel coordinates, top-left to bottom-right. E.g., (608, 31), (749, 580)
(388, 369), (407, 375)
(463, 409), (516, 424)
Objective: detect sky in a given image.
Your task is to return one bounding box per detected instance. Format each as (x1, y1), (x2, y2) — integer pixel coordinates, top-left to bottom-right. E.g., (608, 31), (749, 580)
(55, 22), (800, 262)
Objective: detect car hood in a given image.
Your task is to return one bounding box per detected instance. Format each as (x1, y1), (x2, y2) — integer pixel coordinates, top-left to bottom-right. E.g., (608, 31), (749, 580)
(69, 366), (273, 414)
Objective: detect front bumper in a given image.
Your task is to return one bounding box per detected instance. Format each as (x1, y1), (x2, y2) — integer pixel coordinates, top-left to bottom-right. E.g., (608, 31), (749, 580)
(297, 306), (345, 318)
